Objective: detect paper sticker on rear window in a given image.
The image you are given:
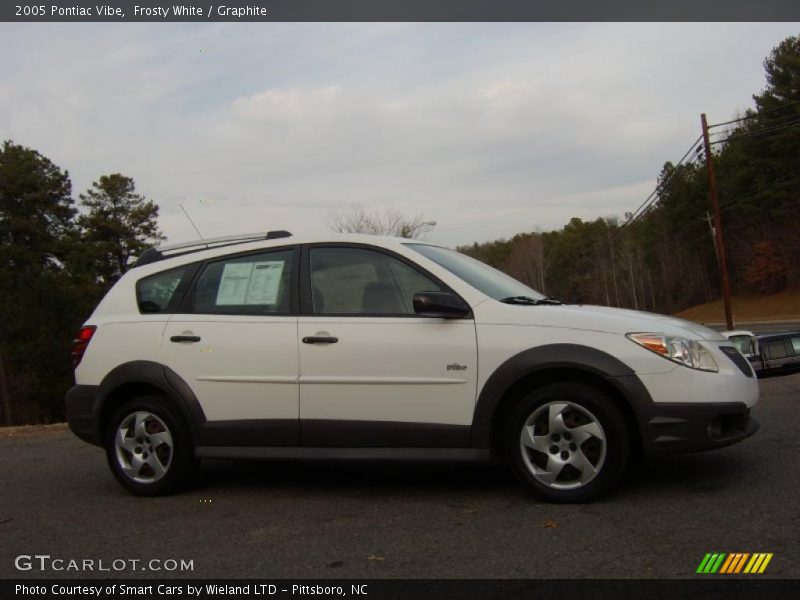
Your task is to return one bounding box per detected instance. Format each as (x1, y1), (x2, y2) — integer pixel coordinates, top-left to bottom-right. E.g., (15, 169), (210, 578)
(216, 261), (284, 306)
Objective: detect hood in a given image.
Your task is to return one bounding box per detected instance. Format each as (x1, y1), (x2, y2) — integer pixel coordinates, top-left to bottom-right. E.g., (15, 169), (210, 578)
(478, 302), (726, 341)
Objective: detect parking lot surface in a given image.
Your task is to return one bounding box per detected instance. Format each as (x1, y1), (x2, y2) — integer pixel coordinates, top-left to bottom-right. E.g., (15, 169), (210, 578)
(1, 372), (798, 579)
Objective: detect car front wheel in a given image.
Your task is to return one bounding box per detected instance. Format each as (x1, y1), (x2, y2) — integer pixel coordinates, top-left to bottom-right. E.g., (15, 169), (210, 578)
(507, 382), (630, 502)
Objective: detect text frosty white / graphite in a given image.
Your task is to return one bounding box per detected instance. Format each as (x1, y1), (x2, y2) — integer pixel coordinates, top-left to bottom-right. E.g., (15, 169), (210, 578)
(134, 5), (270, 18)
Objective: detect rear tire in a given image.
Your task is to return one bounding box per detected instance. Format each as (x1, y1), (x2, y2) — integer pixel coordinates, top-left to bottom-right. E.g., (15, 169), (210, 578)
(105, 396), (199, 496)
(506, 382), (629, 503)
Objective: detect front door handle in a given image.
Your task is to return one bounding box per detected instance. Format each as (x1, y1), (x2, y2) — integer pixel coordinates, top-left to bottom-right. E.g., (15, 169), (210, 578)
(302, 336), (338, 344)
(170, 335), (201, 343)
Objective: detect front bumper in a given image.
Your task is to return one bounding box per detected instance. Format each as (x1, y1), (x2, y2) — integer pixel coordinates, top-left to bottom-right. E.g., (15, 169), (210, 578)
(643, 402), (758, 455)
(634, 347), (760, 456)
(65, 384), (101, 445)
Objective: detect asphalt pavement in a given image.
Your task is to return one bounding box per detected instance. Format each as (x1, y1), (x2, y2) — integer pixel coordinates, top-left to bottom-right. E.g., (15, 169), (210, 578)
(1, 372), (799, 579)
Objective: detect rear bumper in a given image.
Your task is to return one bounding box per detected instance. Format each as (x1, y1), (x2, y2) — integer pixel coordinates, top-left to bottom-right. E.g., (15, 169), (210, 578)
(65, 384), (101, 446)
(643, 402), (758, 456)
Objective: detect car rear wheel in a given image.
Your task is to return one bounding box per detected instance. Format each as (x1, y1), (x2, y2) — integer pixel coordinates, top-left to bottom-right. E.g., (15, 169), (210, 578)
(506, 382), (630, 502)
(105, 396), (198, 496)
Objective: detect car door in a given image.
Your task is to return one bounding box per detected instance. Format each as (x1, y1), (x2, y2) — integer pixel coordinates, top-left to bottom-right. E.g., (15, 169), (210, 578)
(297, 244), (478, 447)
(162, 246), (300, 445)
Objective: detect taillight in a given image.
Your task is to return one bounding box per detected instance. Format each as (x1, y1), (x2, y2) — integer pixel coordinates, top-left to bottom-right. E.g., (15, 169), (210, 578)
(71, 326), (96, 368)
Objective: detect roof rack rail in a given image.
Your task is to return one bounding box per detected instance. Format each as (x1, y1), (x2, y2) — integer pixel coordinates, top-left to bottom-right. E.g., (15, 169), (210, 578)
(132, 230), (292, 268)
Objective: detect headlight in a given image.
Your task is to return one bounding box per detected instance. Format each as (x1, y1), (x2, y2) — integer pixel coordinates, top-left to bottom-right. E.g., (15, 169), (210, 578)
(627, 333), (718, 372)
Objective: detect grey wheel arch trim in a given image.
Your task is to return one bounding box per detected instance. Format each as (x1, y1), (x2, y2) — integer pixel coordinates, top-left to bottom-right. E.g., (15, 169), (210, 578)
(94, 360), (207, 446)
(469, 343), (653, 449)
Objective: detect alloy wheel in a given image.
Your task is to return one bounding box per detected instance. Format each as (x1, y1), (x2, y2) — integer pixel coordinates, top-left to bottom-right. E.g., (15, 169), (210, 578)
(519, 401), (607, 490)
(114, 411), (174, 484)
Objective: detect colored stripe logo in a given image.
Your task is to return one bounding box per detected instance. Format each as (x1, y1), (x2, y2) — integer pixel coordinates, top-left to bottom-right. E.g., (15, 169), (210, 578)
(697, 553), (773, 574)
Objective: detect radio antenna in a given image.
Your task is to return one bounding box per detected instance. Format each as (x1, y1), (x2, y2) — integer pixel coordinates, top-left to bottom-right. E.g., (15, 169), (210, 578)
(179, 203), (209, 248)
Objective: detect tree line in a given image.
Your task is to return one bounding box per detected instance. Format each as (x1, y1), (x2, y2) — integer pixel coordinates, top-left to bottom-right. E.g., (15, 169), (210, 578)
(1, 35), (797, 426)
(0, 142), (163, 424)
(458, 36), (800, 315)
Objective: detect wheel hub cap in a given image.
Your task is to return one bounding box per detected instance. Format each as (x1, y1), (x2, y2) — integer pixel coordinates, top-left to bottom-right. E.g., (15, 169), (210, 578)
(114, 411), (173, 484)
(519, 401), (607, 490)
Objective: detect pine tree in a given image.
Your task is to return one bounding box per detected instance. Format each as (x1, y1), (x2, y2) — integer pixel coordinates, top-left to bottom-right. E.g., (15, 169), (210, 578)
(78, 174), (165, 285)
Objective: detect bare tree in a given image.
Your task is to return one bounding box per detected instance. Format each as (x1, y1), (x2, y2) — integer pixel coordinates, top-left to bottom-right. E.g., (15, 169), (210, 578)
(327, 205), (436, 239)
(503, 231), (549, 294)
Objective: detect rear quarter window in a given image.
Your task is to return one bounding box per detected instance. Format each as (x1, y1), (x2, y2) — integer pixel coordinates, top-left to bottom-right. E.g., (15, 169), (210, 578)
(136, 266), (189, 314)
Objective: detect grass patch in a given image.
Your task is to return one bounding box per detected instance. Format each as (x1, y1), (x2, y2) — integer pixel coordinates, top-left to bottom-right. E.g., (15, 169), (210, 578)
(0, 423), (68, 437)
(676, 290), (800, 323)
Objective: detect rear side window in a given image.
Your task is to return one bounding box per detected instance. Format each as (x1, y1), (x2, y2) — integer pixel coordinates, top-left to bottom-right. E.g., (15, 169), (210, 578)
(765, 339), (788, 359)
(790, 337), (800, 355)
(136, 267), (188, 314)
(193, 249), (294, 315)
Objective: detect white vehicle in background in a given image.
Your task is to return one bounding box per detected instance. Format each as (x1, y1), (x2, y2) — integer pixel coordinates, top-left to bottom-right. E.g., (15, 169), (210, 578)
(721, 331), (762, 375)
(722, 329), (761, 368)
(66, 231), (760, 502)
(725, 329), (800, 376)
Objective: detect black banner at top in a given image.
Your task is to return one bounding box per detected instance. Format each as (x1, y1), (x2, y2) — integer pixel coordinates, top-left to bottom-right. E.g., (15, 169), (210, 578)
(3, 0), (800, 22)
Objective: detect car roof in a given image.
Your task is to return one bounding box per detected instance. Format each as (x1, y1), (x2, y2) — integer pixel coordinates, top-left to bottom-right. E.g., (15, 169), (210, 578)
(756, 331), (800, 341)
(722, 330), (755, 337)
(131, 231), (444, 271)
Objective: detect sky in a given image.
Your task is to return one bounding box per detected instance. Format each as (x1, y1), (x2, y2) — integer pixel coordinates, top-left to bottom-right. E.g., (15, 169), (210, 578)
(1, 22), (798, 246)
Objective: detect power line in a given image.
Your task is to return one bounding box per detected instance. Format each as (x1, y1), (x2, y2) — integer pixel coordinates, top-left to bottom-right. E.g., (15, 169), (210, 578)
(708, 110), (800, 138)
(564, 134), (708, 282)
(562, 107), (799, 307)
(614, 148), (702, 235)
(707, 100), (800, 129)
(710, 114), (800, 146)
(615, 135), (702, 230)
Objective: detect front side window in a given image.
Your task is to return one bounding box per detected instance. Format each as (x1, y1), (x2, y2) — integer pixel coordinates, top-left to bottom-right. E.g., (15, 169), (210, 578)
(406, 243), (546, 301)
(790, 336), (800, 355)
(194, 249), (294, 314)
(309, 247), (443, 315)
(136, 267), (188, 314)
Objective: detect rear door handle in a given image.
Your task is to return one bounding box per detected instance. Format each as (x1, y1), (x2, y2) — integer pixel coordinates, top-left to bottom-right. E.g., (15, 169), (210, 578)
(302, 336), (338, 344)
(170, 335), (201, 343)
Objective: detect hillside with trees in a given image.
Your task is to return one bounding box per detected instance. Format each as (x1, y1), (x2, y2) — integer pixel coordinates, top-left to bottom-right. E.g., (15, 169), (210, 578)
(460, 36), (800, 316)
(1, 35), (798, 425)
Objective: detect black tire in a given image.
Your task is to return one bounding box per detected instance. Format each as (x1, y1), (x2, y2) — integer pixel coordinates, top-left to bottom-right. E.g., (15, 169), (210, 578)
(104, 395), (199, 496)
(506, 382), (630, 503)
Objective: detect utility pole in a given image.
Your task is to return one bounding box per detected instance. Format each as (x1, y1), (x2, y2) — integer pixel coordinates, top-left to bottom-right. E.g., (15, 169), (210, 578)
(705, 211), (719, 264)
(701, 113), (734, 330)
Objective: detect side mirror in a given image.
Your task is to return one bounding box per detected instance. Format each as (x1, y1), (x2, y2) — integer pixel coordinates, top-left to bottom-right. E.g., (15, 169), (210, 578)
(413, 291), (471, 319)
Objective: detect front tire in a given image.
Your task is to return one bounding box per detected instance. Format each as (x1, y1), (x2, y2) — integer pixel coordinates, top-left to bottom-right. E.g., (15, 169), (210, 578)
(105, 396), (199, 496)
(506, 382), (630, 503)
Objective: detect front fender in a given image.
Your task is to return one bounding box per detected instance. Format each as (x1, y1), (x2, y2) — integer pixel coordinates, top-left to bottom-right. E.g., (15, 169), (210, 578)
(470, 344), (653, 448)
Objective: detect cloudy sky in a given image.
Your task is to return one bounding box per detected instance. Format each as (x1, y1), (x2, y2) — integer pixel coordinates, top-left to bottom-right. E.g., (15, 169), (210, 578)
(1, 23), (797, 246)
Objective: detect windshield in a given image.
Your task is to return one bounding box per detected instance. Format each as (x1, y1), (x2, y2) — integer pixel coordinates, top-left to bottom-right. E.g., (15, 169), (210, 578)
(406, 243), (547, 301)
(728, 335), (755, 356)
